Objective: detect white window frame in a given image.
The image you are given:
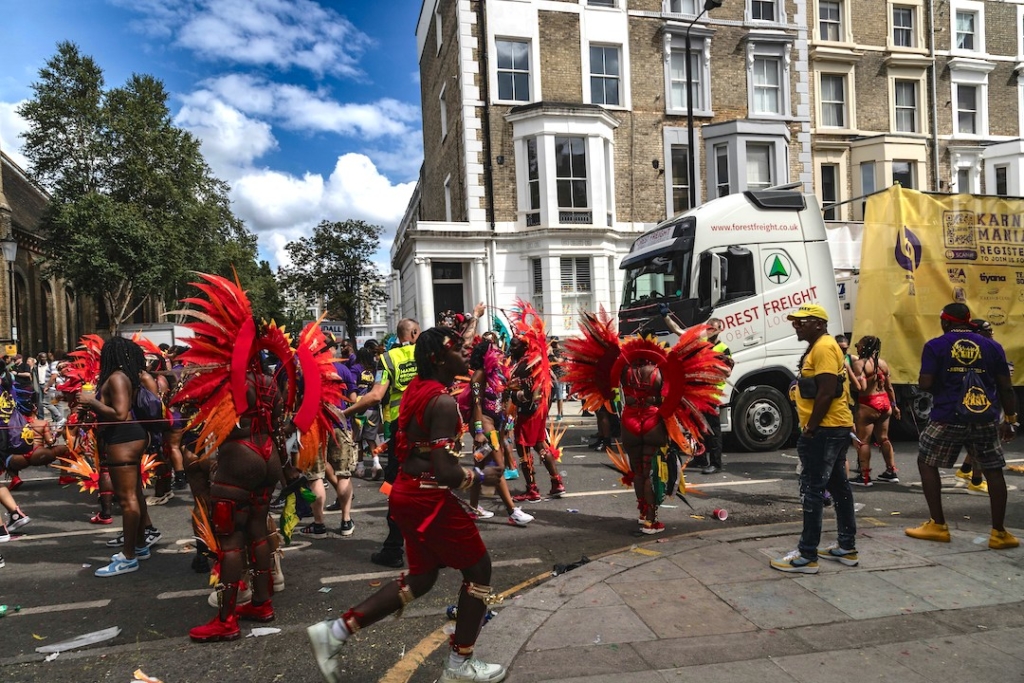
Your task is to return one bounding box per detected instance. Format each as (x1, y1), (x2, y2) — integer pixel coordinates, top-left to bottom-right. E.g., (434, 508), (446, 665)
(817, 1), (845, 43)
(949, 58), (993, 140)
(588, 43), (623, 107)
(443, 174), (452, 222)
(889, 2), (922, 50)
(954, 83), (979, 136)
(664, 127), (702, 213)
(951, 0), (985, 56)
(819, 73), (848, 129)
(815, 63), (857, 132)
(702, 121), (790, 197)
(435, 7), (443, 55)
(560, 257), (593, 332)
(666, 0), (698, 14)
(748, 0), (783, 24)
(439, 83), (448, 140)
(665, 29), (713, 117)
(745, 142), (775, 191)
(892, 159), (916, 189)
(585, 0), (618, 8)
(714, 143), (730, 198)
(892, 78), (921, 133)
(746, 38), (792, 119)
(555, 135), (590, 220)
(993, 164), (1009, 197)
(819, 162), (841, 220)
(494, 38), (533, 104)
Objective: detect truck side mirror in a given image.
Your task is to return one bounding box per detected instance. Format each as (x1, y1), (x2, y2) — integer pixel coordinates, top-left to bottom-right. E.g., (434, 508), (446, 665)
(698, 252), (723, 309)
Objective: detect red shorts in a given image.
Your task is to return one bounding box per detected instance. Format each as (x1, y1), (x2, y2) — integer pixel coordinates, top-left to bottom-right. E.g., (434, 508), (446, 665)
(514, 411), (547, 446)
(858, 392), (891, 414)
(390, 471), (486, 575)
(622, 404), (660, 436)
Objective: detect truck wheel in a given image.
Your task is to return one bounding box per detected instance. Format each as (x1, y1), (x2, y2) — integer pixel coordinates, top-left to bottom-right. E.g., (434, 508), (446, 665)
(732, 386), (794, 452)
(893, 385), (932, 438)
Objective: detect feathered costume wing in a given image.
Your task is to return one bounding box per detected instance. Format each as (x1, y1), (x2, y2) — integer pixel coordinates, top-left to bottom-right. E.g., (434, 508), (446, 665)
(60, 334), (104, 393)
(292, 319), (347, 471)
(659, 325), (731, 451)
(561, 307), (621, 413)
(509, 299), (552, 412)
(169, 272), (295, 461)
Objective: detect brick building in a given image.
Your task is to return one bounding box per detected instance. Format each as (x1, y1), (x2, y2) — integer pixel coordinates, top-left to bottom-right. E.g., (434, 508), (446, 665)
(392, 0), (1024, 332)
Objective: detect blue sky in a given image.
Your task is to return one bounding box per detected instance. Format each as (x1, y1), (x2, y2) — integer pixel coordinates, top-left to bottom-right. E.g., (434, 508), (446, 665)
(0, 0), (426, 270)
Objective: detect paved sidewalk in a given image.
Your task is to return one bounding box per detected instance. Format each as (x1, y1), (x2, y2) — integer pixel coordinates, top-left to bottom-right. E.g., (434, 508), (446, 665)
(475, 519), (1024, 682)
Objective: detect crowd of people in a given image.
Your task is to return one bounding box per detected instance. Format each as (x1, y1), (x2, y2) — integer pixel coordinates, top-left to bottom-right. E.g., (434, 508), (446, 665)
(0, 291), (1020, 683)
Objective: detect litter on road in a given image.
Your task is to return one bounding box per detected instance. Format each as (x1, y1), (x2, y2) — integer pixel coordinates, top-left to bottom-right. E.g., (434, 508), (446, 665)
(36, 626), (121, 654)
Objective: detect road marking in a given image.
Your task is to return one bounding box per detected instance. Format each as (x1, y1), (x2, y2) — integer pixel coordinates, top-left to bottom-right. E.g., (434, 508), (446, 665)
(320, 557), (542, 586)
(156, 589), (210, 600)
(10, 528), (119, 542)
(560, 478), (780, 498)
(6, 599), (111, 617)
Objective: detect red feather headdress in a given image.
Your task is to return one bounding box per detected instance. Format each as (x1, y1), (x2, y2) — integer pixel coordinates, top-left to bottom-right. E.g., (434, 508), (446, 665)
(561, 307), (620, 414)
(509, 299), (552, 412)
(292, 319), (347, 471)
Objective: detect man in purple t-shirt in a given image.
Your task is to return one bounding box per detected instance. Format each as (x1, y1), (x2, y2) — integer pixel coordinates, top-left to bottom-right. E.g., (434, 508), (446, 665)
(905, 303), (1018, 550)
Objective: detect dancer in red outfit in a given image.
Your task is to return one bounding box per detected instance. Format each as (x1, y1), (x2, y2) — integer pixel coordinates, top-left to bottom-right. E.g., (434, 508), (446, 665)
(563, 308), (729, 533)
(307, 327), (507, 683)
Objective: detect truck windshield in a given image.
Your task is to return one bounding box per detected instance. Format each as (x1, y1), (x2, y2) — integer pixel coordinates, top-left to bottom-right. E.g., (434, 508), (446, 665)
(621, 250), (692, 307)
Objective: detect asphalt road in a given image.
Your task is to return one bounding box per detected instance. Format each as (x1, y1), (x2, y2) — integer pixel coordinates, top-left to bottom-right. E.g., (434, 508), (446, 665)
(2, 414), (1023, 683)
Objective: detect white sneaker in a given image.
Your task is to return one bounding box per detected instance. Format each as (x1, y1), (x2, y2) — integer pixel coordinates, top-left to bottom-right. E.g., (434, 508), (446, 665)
(508, 508), (534, 527)
(473, 506), (495, 520)
(440, 657), (507, 683)
(0, 525), (10, 543)
(307, 620), (346, 683)
(207, 583), (253, 608)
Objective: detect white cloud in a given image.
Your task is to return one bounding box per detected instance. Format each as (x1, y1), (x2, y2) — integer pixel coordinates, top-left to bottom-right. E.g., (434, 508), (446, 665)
(115, 0), (371, 78)
(0, 101), (30, 170)
(174, 90), (277, 178)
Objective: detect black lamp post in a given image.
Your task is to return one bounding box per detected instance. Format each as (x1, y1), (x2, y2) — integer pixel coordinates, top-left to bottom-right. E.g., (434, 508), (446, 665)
(685, 0), (723, 209)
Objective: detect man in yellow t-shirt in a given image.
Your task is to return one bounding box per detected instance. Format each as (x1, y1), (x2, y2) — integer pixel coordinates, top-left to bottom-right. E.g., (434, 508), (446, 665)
(770, 303), (858, 575)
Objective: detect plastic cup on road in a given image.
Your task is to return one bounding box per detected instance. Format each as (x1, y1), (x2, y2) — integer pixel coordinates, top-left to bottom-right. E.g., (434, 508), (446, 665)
(712, 508), (728, 521)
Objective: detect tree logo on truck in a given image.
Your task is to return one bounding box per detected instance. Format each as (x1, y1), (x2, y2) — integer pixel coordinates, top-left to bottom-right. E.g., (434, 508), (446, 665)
(763, 254), (792, 284)
(894, 225), (922, 272)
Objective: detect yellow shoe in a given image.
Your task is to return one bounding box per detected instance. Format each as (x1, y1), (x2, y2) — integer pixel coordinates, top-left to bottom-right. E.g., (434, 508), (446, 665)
(989, 529), (1020, 550)
(967, 481), (989, 496)
(905, 519), (951, 543)
(955, 468), (971, 481)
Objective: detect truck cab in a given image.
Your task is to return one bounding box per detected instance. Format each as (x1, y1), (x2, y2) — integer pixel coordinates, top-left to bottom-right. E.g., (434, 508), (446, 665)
(618, 190), (844, 451)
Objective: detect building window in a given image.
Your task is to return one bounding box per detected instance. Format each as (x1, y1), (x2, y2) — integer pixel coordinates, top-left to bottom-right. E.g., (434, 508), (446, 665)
(752, 56), (781, 114)
(893, 6), (914, 47)
(588, 0), (616, 6)
(819, 1), (841, 41)
(821, 164), (838, 220)
(752, 0), (776, 22)
(496, 40), (530, 102)
(956, 84), (977, 134)
(526, 137), (540, 226)
(670, 144), (691, 214)
(667, 0), (698, 12)
(444, 175), (452, 221)
(746, 143), (773, 190)
(531, 258), (544, 312)
(995, 165), (1008, 196)
(561, 257), (593, 329)
(439, 84), (448, 139)
(555, 136), (590, 223)
(435, 7), (443, 54)
(957, 168), (971, 193)
(820, 74), (846, 127)
(669, 50), (702, 111)
(715, 144), (730, 197)
(590, 45), (621, 106)
(893, 160), (914, 189)
(956, 10), (977, 51)
(860, 161), (875, 216)
(894, 79), (917, 133)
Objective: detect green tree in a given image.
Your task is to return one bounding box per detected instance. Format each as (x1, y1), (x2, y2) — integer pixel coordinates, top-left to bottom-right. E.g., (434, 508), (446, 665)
(18, 42), (275, 331)
(280, 220), (385, 340)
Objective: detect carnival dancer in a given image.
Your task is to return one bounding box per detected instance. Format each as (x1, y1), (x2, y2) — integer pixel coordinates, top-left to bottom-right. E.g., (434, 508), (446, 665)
(507, 302), (562, 502)
(2, 395), (69, 479)
(307, 326), (507, 683)
(458, 338), (533, 526)
(563, 308), (728, 534)
(850, 335), (900, 485)
(79, 336), (153, 577)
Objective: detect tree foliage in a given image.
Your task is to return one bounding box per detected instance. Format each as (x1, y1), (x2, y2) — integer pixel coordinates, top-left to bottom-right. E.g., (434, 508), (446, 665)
(280, 220), (385, 340)
(17, 41), (279, 331)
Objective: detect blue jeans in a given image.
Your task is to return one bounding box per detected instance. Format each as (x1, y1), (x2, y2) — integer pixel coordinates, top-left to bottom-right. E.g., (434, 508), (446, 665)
(797, 427), (857, 559)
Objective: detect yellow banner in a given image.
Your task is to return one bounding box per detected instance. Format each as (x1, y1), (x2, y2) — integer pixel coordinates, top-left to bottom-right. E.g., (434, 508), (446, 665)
(856, 185), (1022, 385)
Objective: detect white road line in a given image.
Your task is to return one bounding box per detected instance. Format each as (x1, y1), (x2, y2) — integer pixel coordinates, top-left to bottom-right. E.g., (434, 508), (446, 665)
(319, 557), (543, 585)
(7, 599), (111, 617)
(156, 589), (209, 600)
(11, 528), (119, 542)
(559, 478), (781, 498)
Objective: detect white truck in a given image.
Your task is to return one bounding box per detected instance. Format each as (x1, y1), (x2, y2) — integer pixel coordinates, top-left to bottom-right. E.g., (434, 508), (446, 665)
(617, 189), (845, 451)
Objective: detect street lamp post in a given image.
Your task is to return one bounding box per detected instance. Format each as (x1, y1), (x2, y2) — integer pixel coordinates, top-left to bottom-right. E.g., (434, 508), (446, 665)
(1, 235), (17, 349)
(685, 0), (723, 209)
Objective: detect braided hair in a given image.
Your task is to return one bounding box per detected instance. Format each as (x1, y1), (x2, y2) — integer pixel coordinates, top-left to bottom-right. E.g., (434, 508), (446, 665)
(98, 335), (143, 393)
(469, 338), (493, 372)
(414, 327), (460, 381)
(856, 335), (881, 376)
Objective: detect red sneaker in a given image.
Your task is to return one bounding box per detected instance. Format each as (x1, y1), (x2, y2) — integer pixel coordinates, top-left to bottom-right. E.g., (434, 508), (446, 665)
(189, 613), (241, 642)
(90, 512), (113, 525)
(549, 478), (566, 498)
(512, 487), (542, 503)
(640, 520), (665, 535)
(58, 475), (78, 486)
(8, 475), (23, 491)
(236, 599), (275, 622)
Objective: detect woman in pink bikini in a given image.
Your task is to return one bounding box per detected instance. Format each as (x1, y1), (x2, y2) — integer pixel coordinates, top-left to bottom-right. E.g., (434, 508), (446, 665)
(850, 336), (901, 486)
